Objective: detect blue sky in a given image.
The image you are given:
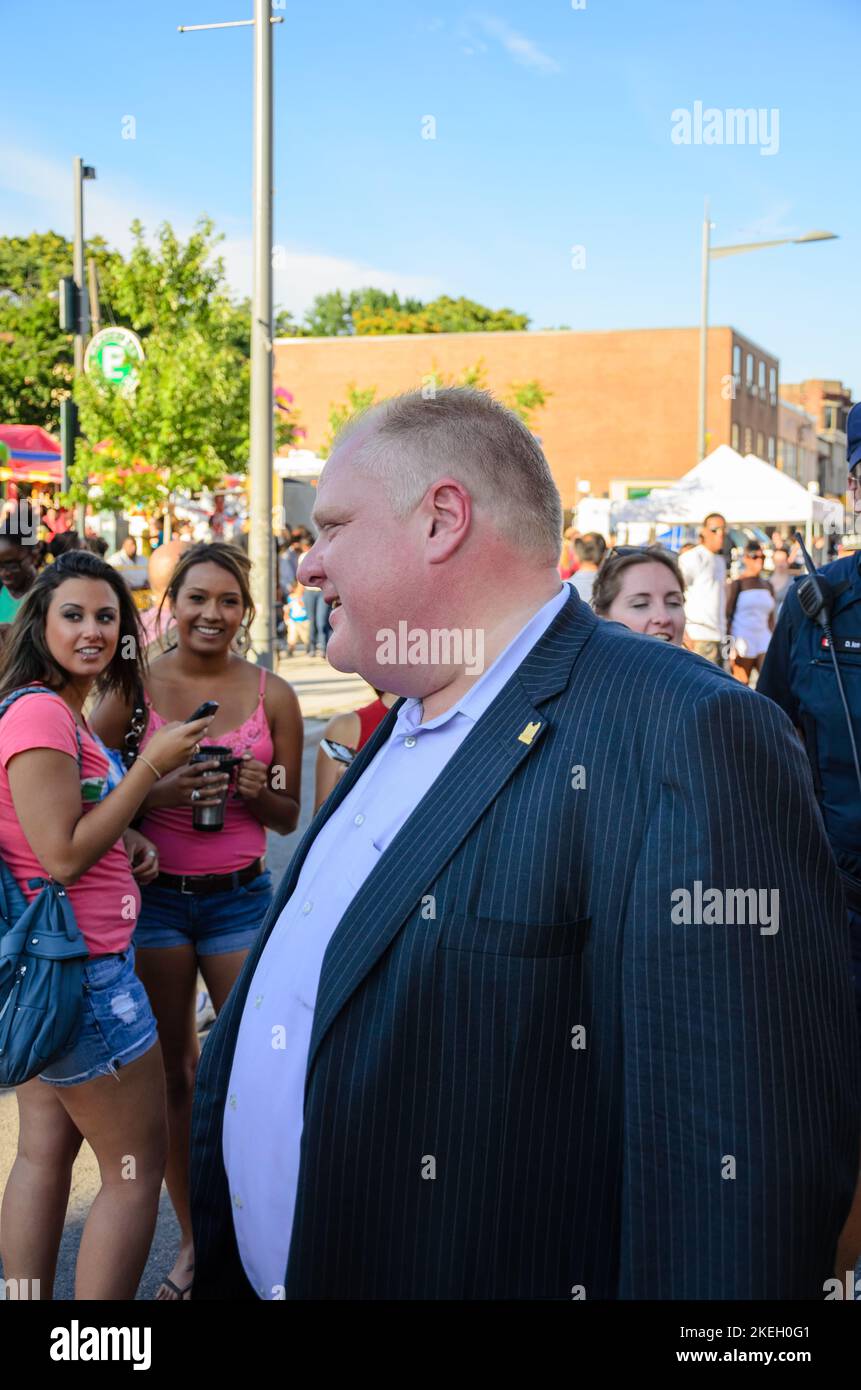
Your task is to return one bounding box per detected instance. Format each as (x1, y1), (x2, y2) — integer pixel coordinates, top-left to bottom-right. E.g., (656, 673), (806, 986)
(2, 0), (859, 392)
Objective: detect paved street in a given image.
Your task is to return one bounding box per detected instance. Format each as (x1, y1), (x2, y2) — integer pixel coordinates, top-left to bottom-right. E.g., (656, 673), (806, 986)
(0, 653), (372, 1300)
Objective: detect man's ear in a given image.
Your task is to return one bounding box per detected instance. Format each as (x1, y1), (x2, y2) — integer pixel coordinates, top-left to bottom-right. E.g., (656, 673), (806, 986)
(425, 479), (471, 562)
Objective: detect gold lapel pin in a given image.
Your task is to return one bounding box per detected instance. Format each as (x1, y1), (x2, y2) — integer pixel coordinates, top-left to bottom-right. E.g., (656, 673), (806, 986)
(517, 720), (542, 745)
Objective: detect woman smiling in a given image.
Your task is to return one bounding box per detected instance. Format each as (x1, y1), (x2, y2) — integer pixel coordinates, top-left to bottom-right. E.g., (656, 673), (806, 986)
(91, 541), (302, 1301)
(0, 550), (212, 1299)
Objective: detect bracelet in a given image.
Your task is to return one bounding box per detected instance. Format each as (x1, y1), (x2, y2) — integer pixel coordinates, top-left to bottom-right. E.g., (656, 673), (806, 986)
(137, 754), (162, 781)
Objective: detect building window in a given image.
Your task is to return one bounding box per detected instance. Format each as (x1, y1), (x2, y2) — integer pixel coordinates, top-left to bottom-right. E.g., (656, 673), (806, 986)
(767, 436), (775, 463)
(744, 427), (753, 454)
(756, 431), (765, 458)
(732, 345), (742, 390)
(769, 366), (777, 406)
(745, 353), (755, 393)
(731, 422), (740, 451)
(758, 361), (766, 400)
(824, 405), (836, 431)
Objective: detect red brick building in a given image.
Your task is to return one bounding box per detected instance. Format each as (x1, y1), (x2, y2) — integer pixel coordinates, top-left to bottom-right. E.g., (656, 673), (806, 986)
(274, 326), (779, 508)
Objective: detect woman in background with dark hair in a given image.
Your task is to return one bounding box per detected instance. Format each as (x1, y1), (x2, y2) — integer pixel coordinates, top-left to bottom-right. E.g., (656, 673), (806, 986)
(726, 539), (775, 684)
(92, 540), (303, 1300)
(0, 550), (212, 1299)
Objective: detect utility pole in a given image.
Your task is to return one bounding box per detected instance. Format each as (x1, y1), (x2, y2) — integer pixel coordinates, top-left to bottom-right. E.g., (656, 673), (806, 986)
(179, 3), (283, 669)
(72, 157), (96, 534)
(697, 198), (710, 462)
(87, 258), (102, 336)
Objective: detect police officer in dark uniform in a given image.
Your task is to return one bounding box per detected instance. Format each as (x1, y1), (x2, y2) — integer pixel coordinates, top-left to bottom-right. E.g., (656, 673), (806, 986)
(759, 401), (861, 1032)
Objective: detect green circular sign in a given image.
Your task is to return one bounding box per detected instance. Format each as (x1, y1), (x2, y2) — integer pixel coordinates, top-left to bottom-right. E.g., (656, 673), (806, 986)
(84, 327), (145, 393)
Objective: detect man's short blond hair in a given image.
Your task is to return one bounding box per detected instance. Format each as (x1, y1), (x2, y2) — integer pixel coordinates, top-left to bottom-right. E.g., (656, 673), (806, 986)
(334, 387), (563, 563)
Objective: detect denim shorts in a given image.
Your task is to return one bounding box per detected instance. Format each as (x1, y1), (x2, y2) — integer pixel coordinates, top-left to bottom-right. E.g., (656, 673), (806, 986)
(39, 944), (158, 1088)
(134, 870), (273, 955)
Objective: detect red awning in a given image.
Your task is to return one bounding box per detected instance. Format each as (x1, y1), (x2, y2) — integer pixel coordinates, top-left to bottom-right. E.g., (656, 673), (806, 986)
(0, 424), (62, 483)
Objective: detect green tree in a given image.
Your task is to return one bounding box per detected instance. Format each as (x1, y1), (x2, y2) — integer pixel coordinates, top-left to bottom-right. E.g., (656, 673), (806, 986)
(354, 294), (529, 335)
(320, 382), (377, 456)
(504, 379), (550, 428)
(288, 288), (529, 338)
(71, 220), (250, 510)
(0, 231), (119, 432)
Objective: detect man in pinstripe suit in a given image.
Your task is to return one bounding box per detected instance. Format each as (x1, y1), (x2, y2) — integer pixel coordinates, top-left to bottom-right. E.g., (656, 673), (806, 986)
(190, 389), (860, 1300)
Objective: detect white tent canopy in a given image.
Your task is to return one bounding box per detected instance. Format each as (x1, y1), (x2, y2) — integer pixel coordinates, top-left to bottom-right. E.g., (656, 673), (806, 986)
(611, 445), (843, 528)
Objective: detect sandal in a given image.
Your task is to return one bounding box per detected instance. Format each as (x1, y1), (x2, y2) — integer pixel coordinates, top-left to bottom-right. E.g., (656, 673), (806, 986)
(156, 1275), (193, 1301)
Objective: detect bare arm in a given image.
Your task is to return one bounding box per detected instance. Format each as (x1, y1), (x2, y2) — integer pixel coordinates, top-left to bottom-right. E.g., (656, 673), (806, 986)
(313, 711), (360, 814)
(8, 750), (163, 883)
(237, 674), (303, 836)
(7, 715), (214, 883)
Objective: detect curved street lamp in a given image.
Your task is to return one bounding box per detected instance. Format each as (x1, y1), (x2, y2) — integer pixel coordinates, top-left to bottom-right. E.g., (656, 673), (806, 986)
(697, 202), (837, 461)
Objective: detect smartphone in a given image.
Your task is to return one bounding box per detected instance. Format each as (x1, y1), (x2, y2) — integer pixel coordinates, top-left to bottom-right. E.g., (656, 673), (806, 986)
(185, 700), (219, 723)
(320, 738), (355, 766)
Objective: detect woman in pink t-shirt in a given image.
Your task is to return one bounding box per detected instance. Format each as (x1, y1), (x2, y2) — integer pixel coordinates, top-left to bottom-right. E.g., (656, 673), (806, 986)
(0, 550), (214, 1301)
(92, 541), (302, 1300)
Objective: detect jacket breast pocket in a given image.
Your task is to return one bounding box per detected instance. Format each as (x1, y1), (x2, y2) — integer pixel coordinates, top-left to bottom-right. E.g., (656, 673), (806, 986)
(437, 914), (590, 959)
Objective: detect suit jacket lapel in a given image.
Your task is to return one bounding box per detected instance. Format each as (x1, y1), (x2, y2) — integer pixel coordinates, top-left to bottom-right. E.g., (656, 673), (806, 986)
(306, 589), (597, 1076)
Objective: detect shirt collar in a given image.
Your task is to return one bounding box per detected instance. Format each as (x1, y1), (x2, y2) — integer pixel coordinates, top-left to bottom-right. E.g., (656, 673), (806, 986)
(391, 585), (569, 739)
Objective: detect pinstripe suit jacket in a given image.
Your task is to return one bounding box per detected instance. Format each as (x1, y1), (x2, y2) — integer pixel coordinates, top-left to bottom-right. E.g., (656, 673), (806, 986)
(190, 590), (860, 1299)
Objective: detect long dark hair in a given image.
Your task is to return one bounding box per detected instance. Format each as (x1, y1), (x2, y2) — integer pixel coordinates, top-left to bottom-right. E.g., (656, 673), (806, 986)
(157, 541), (255, 651)
(0, 549), (146, 705)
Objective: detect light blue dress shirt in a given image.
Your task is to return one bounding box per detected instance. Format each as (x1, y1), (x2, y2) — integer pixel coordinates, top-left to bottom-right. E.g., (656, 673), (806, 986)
(222, 584), (569, 1297)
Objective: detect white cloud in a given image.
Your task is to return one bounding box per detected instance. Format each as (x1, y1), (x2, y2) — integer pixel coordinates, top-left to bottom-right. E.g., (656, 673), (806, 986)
(224, 237), (442, 318)
(0, 143), (442, 317)
(0, 142), (190, 256)
(470, 12), (560, 73)
(727, 203), (797, 245)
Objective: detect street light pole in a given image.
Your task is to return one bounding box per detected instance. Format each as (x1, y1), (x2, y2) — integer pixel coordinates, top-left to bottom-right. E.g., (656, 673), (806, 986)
(248, 0), (275, 668)
(179, 5), (283, 670)
(697, 199), (710, 464)
(72, 158), (95, 535)
(696, 217), (837, 463)
(72, 157), (89, 378)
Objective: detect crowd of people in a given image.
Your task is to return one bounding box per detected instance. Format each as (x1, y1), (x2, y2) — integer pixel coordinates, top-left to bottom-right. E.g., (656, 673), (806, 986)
(559, 514), (844, 684)
(0, 384), (859, 1303)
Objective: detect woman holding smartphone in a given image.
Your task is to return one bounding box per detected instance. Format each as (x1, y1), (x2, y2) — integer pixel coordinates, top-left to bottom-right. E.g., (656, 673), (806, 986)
(92, 540), (302, 1300)
(0, 550), (212, 1300)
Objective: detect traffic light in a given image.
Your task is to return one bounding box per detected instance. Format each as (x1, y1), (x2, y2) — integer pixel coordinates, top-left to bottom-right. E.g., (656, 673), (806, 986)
(58, 276), (78, 333)
(60, 398), (78, 494)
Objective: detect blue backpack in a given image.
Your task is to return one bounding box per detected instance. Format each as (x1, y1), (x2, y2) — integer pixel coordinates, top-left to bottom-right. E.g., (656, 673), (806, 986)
(0, 687), (89, 1086)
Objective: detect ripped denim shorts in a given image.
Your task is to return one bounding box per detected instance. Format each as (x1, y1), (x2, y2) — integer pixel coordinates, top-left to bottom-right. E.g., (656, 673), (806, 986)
(38, 944), (158, 1088)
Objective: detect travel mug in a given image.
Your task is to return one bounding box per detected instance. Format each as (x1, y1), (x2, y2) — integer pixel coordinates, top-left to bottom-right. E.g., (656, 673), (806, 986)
(190, 746), (238, 831)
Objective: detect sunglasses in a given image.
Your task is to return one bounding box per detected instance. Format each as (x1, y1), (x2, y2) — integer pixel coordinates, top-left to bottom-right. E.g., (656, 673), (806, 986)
(706, 525), (726, 534)
(749, 553), (765, 560)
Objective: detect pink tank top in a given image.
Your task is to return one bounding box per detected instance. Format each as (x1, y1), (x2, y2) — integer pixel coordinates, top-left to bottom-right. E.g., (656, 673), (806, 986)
(138, 666), (274, 876)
